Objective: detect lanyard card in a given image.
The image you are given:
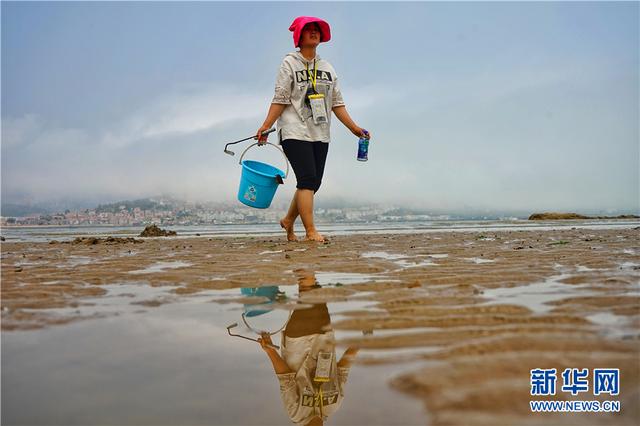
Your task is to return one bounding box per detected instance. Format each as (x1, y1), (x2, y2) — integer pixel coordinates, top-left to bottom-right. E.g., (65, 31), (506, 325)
(314, 351), (333, 382)
(308, 93), (328, 125)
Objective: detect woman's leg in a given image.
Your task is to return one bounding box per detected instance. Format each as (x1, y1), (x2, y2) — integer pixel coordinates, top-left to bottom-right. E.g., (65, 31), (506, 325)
(311, 142), (329, 194)
(280, 188), (325, 242)
(296, 188), (324, 241)
(279, 194), (298, 241)
(280, 140), (327, 242)
(300, 142), (330, 241)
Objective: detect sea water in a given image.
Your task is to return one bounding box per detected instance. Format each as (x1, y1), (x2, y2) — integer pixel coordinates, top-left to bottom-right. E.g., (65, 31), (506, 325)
(2, 218), (638, 242)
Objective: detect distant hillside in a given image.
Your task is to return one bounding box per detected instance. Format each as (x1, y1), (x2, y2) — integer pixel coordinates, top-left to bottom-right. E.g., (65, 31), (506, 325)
(95, 198), (166, 213)
(2, 197), (106, 217)
(1, 203), (50, 217)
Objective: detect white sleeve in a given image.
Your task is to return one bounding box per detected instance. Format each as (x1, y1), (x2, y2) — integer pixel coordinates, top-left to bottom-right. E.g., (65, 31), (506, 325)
(337, 366), (350, 388)
(272, 60), (294, 105)
(276, 373), (300, 419)
(332, 74), (345, 108)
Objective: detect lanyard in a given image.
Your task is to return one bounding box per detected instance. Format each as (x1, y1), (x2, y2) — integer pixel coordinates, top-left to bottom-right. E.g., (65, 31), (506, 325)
(306, 60), (318, 92)
(313, 381), (325, 417)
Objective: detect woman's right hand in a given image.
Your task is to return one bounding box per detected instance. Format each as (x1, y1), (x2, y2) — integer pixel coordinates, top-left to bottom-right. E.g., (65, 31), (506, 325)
(255, 125), (271, 145)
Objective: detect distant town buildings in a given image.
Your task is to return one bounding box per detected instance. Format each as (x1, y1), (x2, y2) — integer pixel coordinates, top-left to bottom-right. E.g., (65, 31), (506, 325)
(0, 200), (452, 227)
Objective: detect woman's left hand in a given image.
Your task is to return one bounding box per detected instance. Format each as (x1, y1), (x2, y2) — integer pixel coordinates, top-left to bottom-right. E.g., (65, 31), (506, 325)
(351, 126), (371, 139)
(258, 333), (275, 352)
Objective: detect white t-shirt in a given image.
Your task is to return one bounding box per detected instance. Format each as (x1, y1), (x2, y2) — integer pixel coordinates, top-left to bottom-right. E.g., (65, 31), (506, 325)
(276, 331), (351, 425)
(271, 51), (345, 144)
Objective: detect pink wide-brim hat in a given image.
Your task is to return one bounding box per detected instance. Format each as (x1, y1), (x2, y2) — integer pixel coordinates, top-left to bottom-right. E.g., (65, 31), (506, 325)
(289, 16), (331, 48)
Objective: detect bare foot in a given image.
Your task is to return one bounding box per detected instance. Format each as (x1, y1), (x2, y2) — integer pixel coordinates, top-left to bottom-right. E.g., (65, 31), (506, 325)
(305, 231), (327, 242)
(280, 218), (297, 242)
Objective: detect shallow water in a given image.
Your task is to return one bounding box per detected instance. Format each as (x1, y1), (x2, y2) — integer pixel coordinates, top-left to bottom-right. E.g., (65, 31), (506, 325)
(128, 261), (193, 274)
(481, 273), (594, 314)
(2, 219), (639, 242)
(463, 257), (496, 264)
(314, 271), (395, 285)
(362, 251), (440, 269)
(1, 278), (427, 425)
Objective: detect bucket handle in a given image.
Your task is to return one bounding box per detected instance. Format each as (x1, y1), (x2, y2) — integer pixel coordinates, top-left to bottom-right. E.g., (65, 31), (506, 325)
(238, 142), (289, 181)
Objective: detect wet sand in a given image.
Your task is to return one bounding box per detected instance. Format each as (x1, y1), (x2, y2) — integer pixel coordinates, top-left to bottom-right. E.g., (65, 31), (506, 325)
(2, 226), (639, 425)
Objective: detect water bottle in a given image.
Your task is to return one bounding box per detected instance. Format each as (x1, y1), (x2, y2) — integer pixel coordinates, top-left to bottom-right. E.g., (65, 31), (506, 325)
(357, 129), (370, 162)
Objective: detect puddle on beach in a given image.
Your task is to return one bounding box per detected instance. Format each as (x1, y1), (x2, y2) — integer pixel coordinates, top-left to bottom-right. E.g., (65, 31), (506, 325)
(259, 249), (284, 255)
(619, 261), (640, 270)
(311, 271), (398, 286)
(586, 312), (637, 339)
(53, 255), (94, 268)
(463, 257), (496, 264)
(481, 270), (640, 341)
(2, 270), (426, 426)
(481, 273), (593, 314)
(128, 261), (193, 274)
(362, 251), (443, 269)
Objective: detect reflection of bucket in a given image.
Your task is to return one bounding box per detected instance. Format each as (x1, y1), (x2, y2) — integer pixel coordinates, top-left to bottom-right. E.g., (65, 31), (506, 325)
(239, 286), (291, 336)
(236, 143), (289, 209)
(240, 286), (283, 317)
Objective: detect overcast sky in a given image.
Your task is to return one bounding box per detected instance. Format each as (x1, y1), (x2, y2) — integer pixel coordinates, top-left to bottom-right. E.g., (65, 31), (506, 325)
(2, 1), (638, 213)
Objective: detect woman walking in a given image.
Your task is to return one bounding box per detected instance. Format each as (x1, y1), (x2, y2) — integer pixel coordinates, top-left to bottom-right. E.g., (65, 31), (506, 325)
(255, 16), (370, 242)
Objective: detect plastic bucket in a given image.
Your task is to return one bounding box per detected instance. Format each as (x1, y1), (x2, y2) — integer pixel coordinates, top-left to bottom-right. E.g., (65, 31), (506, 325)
(240, 286), (284, 317)
(237, 143), (289, 209)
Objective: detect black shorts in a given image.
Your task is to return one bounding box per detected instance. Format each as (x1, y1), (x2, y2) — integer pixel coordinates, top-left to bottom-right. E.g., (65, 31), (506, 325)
(284, 303), (330, 337)
(281, 139), (329, 193)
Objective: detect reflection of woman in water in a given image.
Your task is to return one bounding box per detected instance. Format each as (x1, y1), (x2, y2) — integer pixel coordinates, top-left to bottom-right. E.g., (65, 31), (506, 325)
(258, 271), (359, 425)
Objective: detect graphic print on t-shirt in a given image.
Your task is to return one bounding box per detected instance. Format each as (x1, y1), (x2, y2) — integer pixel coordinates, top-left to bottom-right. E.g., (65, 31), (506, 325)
(295, 70), (333, 84)
(301, 390), (339, 407)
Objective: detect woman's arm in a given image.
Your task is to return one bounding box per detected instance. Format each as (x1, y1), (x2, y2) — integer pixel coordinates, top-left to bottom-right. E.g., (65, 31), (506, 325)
(337, 347), (359, 368)
(264, 347), (294, 374)
(337, 347), (359, 388)
(255, 103), (287, 143)
(332, 106), (370, 139)
(259, 334), (293, 374)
